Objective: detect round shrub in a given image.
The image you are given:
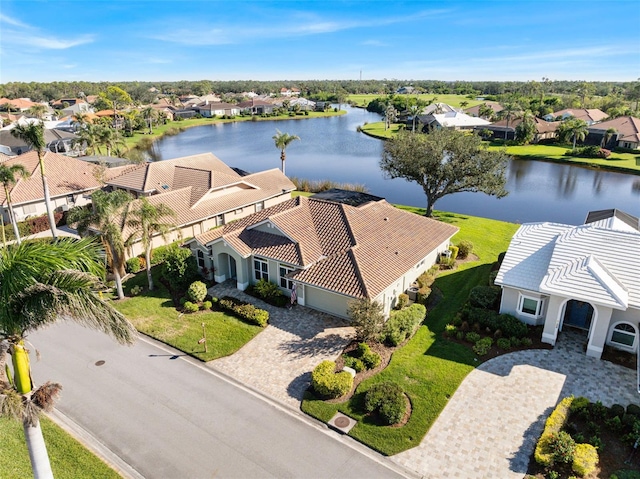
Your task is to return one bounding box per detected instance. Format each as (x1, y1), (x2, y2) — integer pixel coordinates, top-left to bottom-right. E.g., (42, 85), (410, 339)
(627, 403), (640, 418)
(343, 356), (365, 372)
(183, 301), (199, 313)
(186, 281), (208, 303)
(610, 404), (625, 419)
(472, 337), (493, 356)
(469, 285), (500, 309)
(201, 300), (213, 310)
(457, 240), (474, 259)
(496, 338), (511, 350)
(465, 331), (481, 343)
(362, 349), (381, 369)
(572, 443), (598, 476)
(364, 382), (406, 425)
(548, 431), (576, 464)
(497, 314), (528, 338)
(126, 257), (142, 274)
(311, 361), (353, 399)
(570, 396), (590, 414)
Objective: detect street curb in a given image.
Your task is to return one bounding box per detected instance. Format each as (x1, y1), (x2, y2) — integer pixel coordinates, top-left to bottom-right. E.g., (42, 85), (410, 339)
(47, 408), (145, 479)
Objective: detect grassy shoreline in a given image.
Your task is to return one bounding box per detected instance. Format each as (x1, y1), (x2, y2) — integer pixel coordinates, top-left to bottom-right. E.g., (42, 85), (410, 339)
(359, 122), (640, 175)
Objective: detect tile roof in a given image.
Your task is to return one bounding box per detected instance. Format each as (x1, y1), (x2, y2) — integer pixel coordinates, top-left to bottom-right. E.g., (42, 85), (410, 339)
(550, 109), (608, 123)
(488, 117), (560, 133)
(496, 216), (640, 309)
(0, 151), (103, 206)
(588, 116), (640, 144)
(196, 196), (458, 299)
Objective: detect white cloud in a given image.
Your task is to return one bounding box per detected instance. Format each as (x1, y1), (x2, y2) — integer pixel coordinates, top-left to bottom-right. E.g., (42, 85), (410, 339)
(0, 13), (30, 28)
(361, 40), (388, 47)
(1, 13), (95, 50)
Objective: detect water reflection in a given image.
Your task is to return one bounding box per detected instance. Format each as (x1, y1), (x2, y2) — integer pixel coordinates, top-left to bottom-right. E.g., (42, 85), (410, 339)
(145, 105), (640, 225)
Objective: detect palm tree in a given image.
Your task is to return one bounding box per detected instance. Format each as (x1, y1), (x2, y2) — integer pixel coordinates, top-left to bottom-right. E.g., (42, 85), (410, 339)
(68, 190), (133, 300)
(498, 99), (522, 140)
(72, 123), (102, 156)
(272, 130), (300, 175)
(384, 104), (397, 131)
(558, 118), (589, 149)
(10, 122), (58, 239)
(141, 107), (157, 134)
(126, 198), (176, 291)
(0, 237), (136, 479)
(602, 127), (618, 148)
(96, 126), (125, 157)
(122, 110), (140, 137)
(27, 105), (47, 120)
(409, 99), (427, 133)
(72, 111), (89, 127)
(0, 163), (30, 244)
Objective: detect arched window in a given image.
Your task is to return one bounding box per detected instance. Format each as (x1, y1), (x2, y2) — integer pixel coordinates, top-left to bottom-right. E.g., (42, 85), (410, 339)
(609, 322), (637, 348)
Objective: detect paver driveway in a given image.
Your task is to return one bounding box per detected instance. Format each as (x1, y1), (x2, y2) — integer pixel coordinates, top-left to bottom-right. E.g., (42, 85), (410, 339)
(392, 330), (638, 478)
(207, 281), (354, 408)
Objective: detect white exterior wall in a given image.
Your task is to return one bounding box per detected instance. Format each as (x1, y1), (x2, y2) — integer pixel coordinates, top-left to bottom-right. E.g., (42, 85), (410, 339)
(498, 286), (548, 326)
(606, 307), (640, 353)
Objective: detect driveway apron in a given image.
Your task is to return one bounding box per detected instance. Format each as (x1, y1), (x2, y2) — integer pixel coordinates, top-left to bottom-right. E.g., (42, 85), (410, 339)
(207, 281), (354, 408)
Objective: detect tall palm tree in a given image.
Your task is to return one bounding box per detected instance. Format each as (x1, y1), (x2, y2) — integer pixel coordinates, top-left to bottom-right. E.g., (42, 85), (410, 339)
(272, 130), (300, 176)
(126, 198), (176, 291)
(68, 190), (133, 300)
(0, 163), (30, 244)
(10, 122), (58, 239)
(602, 127), (618, 148)
(0, 238), (136, 479)
(141, 107), (157, 134)
(498, 99), (522, 140)
(71, 111), (89, 128)
(72, 123), (101, 156)
(409, 99), (428, 133)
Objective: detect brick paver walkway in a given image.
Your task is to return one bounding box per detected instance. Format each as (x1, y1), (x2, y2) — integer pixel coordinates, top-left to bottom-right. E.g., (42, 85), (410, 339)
(206, 281), (354, 408)
(392, 329), (638, 478)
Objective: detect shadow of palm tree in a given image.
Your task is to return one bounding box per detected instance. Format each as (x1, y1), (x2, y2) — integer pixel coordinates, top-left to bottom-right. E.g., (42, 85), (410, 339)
(277, 333), (349, 359)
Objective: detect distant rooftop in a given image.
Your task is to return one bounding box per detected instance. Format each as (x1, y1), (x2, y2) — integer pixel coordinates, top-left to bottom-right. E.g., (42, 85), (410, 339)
(311, 188), (383, 207)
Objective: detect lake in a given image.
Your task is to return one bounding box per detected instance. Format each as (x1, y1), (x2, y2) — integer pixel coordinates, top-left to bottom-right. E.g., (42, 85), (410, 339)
(145, 106), (640, 225)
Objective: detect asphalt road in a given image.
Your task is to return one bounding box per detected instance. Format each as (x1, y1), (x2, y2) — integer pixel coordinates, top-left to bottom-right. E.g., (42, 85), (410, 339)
(30, 323), (408, 479)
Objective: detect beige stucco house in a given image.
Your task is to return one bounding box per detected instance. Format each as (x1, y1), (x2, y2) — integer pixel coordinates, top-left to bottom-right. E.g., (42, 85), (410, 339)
(188, 190), (458, 319)
(495, 209), (640, 359)
(0, 151), (104, 224)
(106, 152), (295, 258)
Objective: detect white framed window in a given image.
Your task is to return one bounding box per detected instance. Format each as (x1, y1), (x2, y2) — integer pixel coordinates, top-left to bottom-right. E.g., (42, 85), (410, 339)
(254, 257), (268, 281)
(609, 322), (637, 348)
(215, 214), (224, 227)
(196, 250), (205, 268)
(22, 204), (37, 215)
(518, 294), (544, 317)
(279, 265), (294, 290)
(256, 201), (265, 212)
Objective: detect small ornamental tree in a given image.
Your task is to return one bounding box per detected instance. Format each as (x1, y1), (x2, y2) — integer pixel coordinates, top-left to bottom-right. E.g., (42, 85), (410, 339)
(186, 281), (208, 303)
(347, 298), (385, 342)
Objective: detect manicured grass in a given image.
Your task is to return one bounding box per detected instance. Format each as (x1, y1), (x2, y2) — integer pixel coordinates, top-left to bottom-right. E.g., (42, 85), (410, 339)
(348, 94), (483, 109)
(301, 210), (519, 456)
(114, 271), (262, 361)
(122, 110), (346, 152)
(487, 142), (640, 174)
(0, 416), (121, 479)
(359, 121), (403, 139)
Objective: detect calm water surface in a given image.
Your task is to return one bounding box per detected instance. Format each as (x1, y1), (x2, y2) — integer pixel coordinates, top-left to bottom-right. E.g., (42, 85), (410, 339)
(147, 106), (640, 225)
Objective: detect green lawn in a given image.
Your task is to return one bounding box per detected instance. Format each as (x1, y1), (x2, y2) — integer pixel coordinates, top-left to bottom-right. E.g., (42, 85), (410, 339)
(348, 93), (483, 109)
(487, 142), (640, 174)
(0, 416), (121, 479)
(302, 209), (519, 456)
(114, 271), (262, 361)
(122, 109), (346, 152)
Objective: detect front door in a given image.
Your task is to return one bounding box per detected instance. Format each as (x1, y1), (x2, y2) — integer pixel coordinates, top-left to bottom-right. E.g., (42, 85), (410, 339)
(229, 256), (237, 279)
(563, 300), (594, 331)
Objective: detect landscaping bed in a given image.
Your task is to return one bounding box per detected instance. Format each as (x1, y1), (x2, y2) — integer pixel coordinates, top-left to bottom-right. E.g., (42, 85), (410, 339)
(527, 397), (640, 479)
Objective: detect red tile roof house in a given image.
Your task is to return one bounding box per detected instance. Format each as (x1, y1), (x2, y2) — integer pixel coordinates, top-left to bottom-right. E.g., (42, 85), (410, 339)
(495, 209), (640, 360)
(543, 108), (608, 125)
(586, 116), (640, 150)
(0, 151), (105, 225)
(187, 191), (458, 318)
(106, 153), (295, 259)
(482, 117), (561, 142)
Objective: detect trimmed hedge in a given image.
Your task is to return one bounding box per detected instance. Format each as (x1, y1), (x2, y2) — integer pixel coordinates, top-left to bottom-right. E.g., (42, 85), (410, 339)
(217, 296), (269, 327)
(535, 396), (574, 467)
(468, 285), (500, 309)
(186, 281), (208, 303)
(182, 301), (199, 313)
(572, 443), (598, 476)
(381, 303), (426, 346)
(464, 307), (528, 338)
(364, 382), (407, 425)
(311, 361), (353, 399)
(126, 257), (142, 274)
(342, 342), (381, 371)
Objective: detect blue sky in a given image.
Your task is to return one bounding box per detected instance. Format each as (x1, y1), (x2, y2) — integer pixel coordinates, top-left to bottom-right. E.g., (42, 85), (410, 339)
(1, 0), (638, 83)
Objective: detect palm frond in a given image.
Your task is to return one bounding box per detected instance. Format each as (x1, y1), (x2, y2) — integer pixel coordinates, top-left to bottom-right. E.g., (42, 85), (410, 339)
(23, 399), (42, 427)
(31, 381), (62, 412)
(17, 270), (137, 345)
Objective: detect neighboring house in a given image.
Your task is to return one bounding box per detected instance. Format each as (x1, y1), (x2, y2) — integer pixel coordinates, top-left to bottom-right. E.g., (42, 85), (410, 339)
(464, 101), (503, 119)
(0, 128), (77, 154)
(0, 151), (104, 224)
(543, 108), (608, 125)
(106, 152), (295, 258)
(193, 102), (240, 117)
(280, 87), (301, 97)
(0, 98), (40, 112)
(420, 111), (490, 131)
(396, 86), (416, 95)
(481, 117), (560, 142)
(495, 208), (640, 360)
(237, 99), (276, 115)
(61, 102), (94, 117)
(188, 190), (458, 319)
(289, 97), (316, 111)
(586, 116), (640, 150)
